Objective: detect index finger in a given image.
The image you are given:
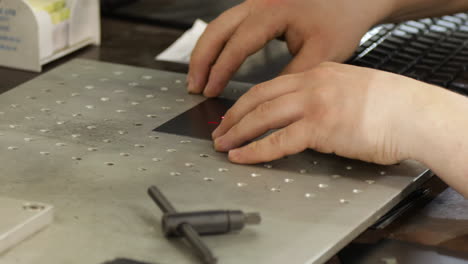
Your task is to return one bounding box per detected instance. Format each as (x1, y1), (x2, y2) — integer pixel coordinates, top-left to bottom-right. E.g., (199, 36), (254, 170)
(188, 4), (248, 94)
(212, 74), (301, 139)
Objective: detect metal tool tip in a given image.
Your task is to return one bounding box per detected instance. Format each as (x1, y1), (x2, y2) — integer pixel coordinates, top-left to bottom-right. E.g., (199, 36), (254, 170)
(244, 212), (261, 225)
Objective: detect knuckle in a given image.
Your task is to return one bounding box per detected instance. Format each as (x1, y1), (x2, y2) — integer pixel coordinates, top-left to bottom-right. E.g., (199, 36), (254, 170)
(205, 20), (221, 34)
(247, 140), (262, 154)
(249, 83), (267, 96)
(225, 38), (247, 58)
(306, 62), (339, 80)
(223, 107), (237, 122)
(255, 101), (273, 117)
(268, 131), (285, 149)
(210, 63), (224, 76)
(211, 55), (239, 76)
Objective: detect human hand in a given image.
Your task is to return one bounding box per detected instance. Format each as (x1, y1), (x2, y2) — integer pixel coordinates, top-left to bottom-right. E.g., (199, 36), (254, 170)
(211, 62), (425, 165)
(187, 0), (395, 97)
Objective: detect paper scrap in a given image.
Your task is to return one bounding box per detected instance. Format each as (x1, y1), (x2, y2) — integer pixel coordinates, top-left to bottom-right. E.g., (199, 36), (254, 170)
(156, 19), (207, 64)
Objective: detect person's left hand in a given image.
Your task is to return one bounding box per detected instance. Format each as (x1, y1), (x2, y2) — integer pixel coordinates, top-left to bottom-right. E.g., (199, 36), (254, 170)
(211, 62), (425, 165)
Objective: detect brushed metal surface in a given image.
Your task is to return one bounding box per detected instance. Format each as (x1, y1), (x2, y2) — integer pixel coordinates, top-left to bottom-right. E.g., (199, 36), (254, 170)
(0, 59), (430, 264)
(0, 198), (53, 255)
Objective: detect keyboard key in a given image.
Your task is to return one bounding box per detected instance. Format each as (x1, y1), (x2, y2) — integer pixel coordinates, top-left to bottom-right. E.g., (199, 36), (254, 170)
(458, 55), (468, 61)
(442, 16), (463, 25)
(406, 21), (427, 30)
(403, 47), (424, 56)
(446, 37), (464, 44)
(420, 59), (441, 68)
(410, 41), (431, 50)
(437, 66), (460, 74)
(368, 47), (392, 58)
(432, 47), (452, 55)
(392, 30), (413, 40)
(362, 40), (374, 48)
(379, 42), (399, 50)
(440, 42), (459, 49)
(455, 13), (468, 21)
(404, 72), (421, 80)
(446, 61), (466, 69)
(458, 48), (468, 56)
(386, 36), (406, 45)
(354, 61), (376, 68)
(356, 46), (366, 53)
(437, 20), (458, 30)
(370, 35), (381, 42)
(420, 18), (436, 26)
(400, 24), (420, 34)
(424, 32), (445, 41)
(434, 72), (456, 80)
(383, 24), (396, 30)
(426, 52), (446, 60)
(450, 72), (468, 92)
(393, 53), (416, 63)
(406, 65), (433, 78)
(459, 25), (468, 32)
(430, 25), (450, 33)
(432, 72), (457, 82)
(359, 56), (381, 66)
(416, 36), (437, 45)
(394, 52), (418, 60)
(426, 77), (450, 87)
(404, 69), (430, 80)
(452, 32), (468, 39)
(379, 60), (408, 73)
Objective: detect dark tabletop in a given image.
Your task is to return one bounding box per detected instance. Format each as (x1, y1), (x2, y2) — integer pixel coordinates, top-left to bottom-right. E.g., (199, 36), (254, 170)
(0, 17), (467, 263)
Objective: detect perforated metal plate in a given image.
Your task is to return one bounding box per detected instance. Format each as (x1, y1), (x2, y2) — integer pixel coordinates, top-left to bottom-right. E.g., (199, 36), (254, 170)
(0, 59), (430, 264)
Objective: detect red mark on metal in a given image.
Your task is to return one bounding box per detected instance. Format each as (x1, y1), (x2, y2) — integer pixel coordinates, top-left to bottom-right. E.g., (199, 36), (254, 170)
(208, 121), (219, 125)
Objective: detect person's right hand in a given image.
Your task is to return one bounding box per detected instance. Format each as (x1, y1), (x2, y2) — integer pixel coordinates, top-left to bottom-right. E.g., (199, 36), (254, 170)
(187, 0), (395, 97)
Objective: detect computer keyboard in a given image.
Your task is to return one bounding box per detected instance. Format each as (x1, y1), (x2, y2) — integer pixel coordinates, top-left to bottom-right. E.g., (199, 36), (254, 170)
(349, 13), (468, 96)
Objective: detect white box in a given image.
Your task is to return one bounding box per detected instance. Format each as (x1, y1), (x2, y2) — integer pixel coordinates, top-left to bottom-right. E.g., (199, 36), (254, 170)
(0, 0), (100, 72)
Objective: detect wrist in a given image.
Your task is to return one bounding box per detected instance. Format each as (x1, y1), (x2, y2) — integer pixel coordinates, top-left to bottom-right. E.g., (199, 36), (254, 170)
(399, 84), (468, 196)
(395, 82), (457, 164)
(385, 77), (436, 163)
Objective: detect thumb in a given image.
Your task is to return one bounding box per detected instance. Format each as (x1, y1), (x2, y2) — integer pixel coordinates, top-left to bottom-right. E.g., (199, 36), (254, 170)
(281, 41), (329, 75)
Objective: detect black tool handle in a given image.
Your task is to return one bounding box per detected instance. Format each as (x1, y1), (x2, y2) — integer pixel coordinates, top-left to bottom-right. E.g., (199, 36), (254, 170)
(147, 186), (218, 264)
(163, 210), (260, 237)
(179, 223), (218, 264)
(148, 186), (177, 214)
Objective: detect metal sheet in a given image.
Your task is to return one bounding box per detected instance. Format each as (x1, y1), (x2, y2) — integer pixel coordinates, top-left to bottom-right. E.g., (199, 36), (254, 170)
(0, 59), (430, 264)
(0, 198), (53, 255)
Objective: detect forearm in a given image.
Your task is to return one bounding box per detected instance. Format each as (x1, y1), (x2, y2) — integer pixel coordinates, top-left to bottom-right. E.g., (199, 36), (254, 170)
(404, 85), (468, 197)
(384, 0), (468, 23)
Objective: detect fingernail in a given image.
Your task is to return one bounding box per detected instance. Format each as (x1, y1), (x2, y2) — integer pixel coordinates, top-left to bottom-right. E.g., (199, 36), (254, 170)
(203, 89), (214, 98)
(203, 81), (216, 98)
(228, 149), (240, 162)
(214, 136), (231, 152)
(212, 127), (221, 139)
(214, 137), (224, 151)
(187, 75), (196, 93)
